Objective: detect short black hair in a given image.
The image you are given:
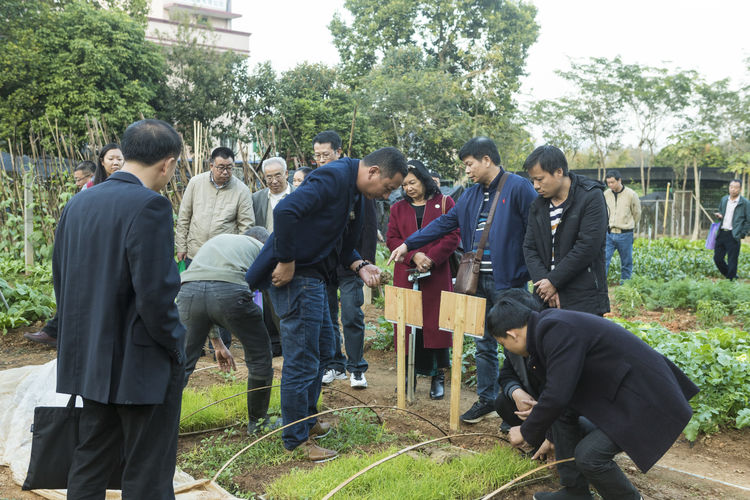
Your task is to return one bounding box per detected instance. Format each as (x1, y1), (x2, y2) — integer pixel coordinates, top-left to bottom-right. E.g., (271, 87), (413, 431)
(312, 130), (342, 151)
(121, 119), (182, 167)
(458, 137), (501, 166)
(75, 160), (96, 175)
(244, 226), (270, 244)
(486, 291), (538, 339)
(606, 169), (621, 181)
(362, 147), (408, 179)
(523, 144), (568, 176)
(211, 147), (235, 162)
(730, 179), (742, 187)
(403, 160), (440, 202)
(296, 166), (312, 177)
(93, 142), (121, 185)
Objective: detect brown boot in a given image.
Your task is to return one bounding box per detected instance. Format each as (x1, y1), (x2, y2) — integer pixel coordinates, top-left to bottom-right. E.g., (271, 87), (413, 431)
(287, 439), (338, 462)
(309, 421), (332, 439)
(23, 331), (57, 347)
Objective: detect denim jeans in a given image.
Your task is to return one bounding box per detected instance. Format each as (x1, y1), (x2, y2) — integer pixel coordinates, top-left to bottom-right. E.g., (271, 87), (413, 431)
(269, 276), (336, 450)
(605, 232), (634, 281)
(183, 258), (232, 346)
(177, 281), (274, 421)
(326, 274), (368, 374)
(474, 273), (505, 403)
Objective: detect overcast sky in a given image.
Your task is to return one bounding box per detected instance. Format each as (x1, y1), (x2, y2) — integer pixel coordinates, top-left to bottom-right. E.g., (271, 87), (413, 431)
(233, 0), (749, 144)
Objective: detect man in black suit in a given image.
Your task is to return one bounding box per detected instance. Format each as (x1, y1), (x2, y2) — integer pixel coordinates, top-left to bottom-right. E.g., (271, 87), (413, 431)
(53, 119), (186, 499)
(487, 297), (698, 500)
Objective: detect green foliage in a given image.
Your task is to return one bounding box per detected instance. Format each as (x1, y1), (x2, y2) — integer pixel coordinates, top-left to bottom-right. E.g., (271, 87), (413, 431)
(0, 0), (165, 149)
(368, 316), (394, 351)
(616, 319), (750, 440)
(180, 381), (281, 433)
(266, 445), (537, 500)
(695, 299), (729, 327)
(612, 284), (643, 318)
(0, 258), (55, 333)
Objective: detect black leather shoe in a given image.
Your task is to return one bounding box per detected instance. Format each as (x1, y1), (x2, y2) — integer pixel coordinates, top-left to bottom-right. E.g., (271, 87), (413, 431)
(23, 331), (57, 347)
(430, 370), (445, 400)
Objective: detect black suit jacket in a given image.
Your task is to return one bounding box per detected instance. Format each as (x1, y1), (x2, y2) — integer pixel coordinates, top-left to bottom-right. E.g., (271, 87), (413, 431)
(53, 171), (185, 405)
(520, 309), (698, 473)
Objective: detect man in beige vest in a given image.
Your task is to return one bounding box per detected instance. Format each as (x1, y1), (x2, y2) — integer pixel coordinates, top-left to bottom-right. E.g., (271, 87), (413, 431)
(604, 169), (641, 282)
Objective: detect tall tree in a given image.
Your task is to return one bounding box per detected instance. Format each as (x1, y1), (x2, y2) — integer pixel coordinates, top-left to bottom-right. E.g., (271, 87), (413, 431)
(0, 0), (165, 149)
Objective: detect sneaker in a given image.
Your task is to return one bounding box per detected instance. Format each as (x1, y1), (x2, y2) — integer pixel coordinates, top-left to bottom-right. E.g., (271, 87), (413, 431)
(533, 487), (593, 500)
(499, 420), (511, 433)
(309, 421), (332, 439)
(350, 372), (368, 389)
(460, 399), (499, 424)
(321, 369), (347, 385)
(286, 439), (338, 463)
(247, 415), (282, 436)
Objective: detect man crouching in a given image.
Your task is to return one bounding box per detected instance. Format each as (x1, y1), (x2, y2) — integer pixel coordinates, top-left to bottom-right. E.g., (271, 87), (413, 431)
(487, 296), (698, 500)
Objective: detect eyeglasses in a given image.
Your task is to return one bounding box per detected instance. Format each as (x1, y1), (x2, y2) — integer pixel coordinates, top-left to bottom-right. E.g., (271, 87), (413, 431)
(313, 152), (334, 161)
(265, 173), (284, 181)
(213, 165), (233, 173)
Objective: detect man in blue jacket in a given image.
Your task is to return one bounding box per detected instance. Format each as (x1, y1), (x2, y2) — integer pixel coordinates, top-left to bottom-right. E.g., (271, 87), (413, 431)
(246, 147), (407, 461)
(388, 137), (537, 424)
(53, 119), (185, 498)
(487, 297), (698, 500)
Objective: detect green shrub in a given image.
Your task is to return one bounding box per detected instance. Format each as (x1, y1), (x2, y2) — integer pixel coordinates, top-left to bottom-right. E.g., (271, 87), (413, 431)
(612, 284), (643, 318)
(696, 300), (729, 327)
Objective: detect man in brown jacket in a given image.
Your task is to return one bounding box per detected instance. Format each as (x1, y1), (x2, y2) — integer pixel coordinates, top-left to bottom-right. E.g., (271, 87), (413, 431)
(604, 169), (641, 282)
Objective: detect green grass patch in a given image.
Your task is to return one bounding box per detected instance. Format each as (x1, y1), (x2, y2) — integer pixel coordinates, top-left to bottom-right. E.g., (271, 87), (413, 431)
(265, 445), (538, 499)
(180, 380), (281, 432)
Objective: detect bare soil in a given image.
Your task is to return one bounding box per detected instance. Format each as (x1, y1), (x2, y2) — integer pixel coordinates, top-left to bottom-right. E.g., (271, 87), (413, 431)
(2, 307), (749, 499)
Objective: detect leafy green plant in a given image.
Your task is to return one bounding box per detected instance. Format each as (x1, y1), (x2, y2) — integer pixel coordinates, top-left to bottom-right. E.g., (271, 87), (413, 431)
(0, 258), (55, 333)
(368, 316), (394, 351)
(612, 284), (643, 318)
(695, 299), (729, 327)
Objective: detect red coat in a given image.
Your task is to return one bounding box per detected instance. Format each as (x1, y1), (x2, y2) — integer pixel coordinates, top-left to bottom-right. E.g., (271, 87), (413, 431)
(386, 194), (460, 349)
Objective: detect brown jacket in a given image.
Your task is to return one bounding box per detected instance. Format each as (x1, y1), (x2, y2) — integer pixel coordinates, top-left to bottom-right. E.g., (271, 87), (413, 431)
(175, 172), (254, 259)
(604, 185), (641, 231)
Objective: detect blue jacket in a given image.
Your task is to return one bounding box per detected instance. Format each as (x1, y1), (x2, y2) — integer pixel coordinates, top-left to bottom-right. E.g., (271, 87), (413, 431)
(245, 157), (363, 289)
(404, 170), (538, 290)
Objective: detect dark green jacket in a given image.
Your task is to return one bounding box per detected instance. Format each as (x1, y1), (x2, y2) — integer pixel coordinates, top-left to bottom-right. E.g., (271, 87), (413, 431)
(718, 195), (750, 240)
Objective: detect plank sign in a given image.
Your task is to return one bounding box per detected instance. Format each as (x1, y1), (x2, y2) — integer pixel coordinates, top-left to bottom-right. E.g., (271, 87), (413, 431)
(438, 290), (487, 431)
(383, 285), (423, 409)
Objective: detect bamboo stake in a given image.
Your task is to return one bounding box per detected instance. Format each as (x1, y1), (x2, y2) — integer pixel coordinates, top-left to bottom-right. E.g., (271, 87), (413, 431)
(663, 182), (670, 232)
(280, 113), (306, 165)
(347, 104), (358, 158)
(24, 170), (34, 273)
(449, 294), (467, 432)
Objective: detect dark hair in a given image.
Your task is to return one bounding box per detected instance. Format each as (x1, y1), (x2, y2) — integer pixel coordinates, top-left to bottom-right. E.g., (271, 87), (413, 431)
(74, 160), (96, 175)
(93, 143), (121, 185)
(523, 144), (568, 176)
(362, 147), (408, 179)
(312, 130), (342, 151)
(296, 166), (312, 178)
(244, 226), (270, 244)
(730, 179), (742, 187)
(458, 137), (501, 166)
(211, 146), (235, 163)
(605, 169), (621, 181)
(403, 160), (440, 202)
(121, 119), (182, 167)
(486, 293), (536, 339)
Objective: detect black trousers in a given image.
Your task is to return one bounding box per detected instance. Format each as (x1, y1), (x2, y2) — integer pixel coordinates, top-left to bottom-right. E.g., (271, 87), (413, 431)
(67, 364), (184, 500)
(714, 230), (741, 280)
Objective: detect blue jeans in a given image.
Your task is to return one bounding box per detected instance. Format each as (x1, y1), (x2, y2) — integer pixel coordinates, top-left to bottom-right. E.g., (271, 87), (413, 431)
(605, 232), (634, 281)
(474, 274), (506, 403)
(326, 274), (368, 374)
(269, 276), (335, 450)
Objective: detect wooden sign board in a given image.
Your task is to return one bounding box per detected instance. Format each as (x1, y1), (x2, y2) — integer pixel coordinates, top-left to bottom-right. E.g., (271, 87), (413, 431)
(383, 286), (423, 327)
(438, 291), (486, 336)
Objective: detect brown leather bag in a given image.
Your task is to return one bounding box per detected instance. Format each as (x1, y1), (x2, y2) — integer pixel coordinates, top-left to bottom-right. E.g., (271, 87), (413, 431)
(453, 172), (508, 295)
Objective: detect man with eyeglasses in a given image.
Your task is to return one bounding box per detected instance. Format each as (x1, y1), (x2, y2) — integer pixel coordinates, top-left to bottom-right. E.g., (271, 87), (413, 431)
(176, 147), (255, 265)
(313, 131), (378, 390)
(252, 157), (294, 232)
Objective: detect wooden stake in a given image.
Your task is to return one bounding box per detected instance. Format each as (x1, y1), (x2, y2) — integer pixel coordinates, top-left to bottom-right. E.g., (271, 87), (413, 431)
(24, 171), (34, 274)
(449, 294), (466, 431)
(396, 287), (406, 409)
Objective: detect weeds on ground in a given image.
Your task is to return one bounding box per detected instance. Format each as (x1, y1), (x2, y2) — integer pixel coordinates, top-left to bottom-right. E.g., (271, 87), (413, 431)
(265, 445), (538, 499)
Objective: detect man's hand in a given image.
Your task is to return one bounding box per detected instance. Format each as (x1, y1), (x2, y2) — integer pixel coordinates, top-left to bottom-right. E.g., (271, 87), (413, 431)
(534, 278), (557, 302)
(210, 338), (236, 373)
(177, 252), (187, 262)
(714, 212), (723, 219)
(547, 292), (561, 309)
(358, 263), (382, 288)
(509, 426), (527, 447)
(412, 252), (433, 272)
(511, 388), (537, 421)
(387, 243), (408, 266)
(272, 261), (295, 288)
(531, 439), (554, 461)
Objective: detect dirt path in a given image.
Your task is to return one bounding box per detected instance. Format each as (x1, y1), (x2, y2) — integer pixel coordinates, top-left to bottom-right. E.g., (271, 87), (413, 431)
(1, 312), (749, 499)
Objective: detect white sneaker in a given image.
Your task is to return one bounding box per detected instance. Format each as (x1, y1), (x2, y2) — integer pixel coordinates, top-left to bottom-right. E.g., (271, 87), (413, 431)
(322, 369), (346, 385)
(350, 372), (368, 389)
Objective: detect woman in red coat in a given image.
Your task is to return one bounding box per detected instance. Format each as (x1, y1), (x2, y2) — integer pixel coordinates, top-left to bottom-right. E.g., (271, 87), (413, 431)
(386, 160), (460, 399)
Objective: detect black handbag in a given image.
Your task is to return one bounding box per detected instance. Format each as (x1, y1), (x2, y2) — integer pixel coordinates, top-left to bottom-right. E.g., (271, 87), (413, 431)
(23, 395), (123, 490)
